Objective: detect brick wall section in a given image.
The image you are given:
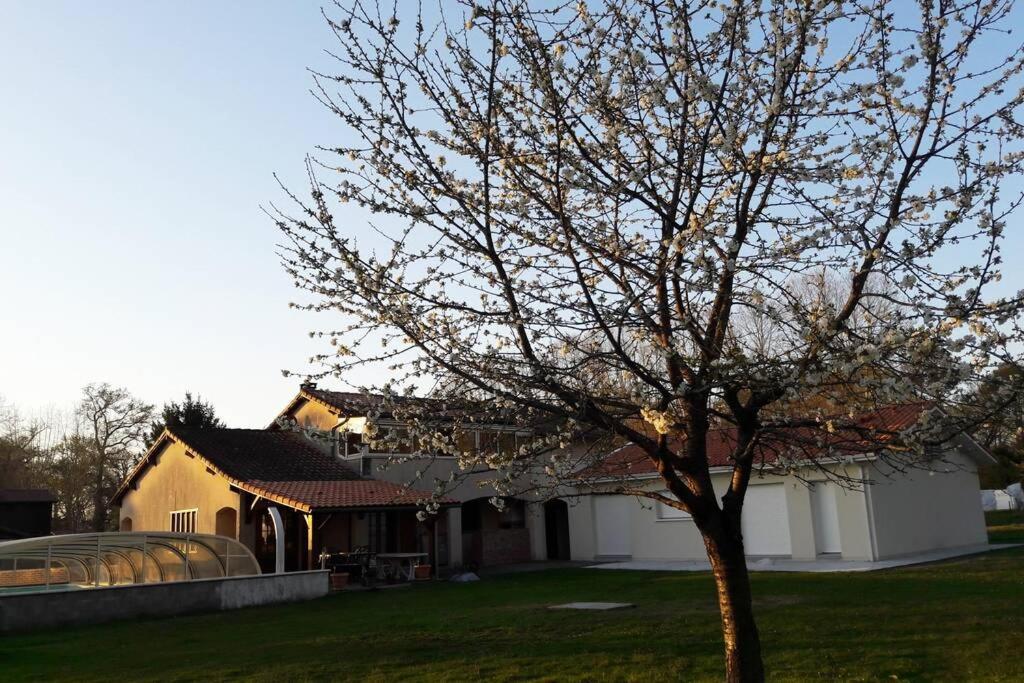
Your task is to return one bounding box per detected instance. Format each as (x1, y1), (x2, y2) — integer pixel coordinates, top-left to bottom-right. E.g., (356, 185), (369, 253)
(0, 567), (69, 587)
(479, 529), (531, 566)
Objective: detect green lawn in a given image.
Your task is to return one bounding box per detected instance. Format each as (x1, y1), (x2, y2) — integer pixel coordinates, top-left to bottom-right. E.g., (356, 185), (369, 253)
(2, 534), (1022, 681)
(986, 509), (1024, 543)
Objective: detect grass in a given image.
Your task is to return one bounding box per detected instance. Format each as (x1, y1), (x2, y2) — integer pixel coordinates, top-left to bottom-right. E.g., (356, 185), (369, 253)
(985, 510), (1024, 543)
(1, 531), (1021, 681)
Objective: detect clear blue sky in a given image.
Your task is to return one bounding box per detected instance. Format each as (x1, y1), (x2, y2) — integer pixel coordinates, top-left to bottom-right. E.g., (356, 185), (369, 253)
(0, 2), (356, 426)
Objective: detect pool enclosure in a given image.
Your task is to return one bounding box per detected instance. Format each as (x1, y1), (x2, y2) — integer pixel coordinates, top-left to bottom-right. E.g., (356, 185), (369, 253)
(0, 532), (260, 593)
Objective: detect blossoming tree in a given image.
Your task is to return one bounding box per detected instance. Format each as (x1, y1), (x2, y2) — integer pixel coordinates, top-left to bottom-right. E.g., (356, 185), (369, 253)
(275, 1), (1024, 679)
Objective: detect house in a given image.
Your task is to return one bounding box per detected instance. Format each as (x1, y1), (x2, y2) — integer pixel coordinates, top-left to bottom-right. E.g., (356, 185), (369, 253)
(269, 386), (560, 567)
(981, 488), (1020, 511)
(114, 385), (560, 572)
(0, 489), (55, 540)
(113, 425), (458, 573)
(564, 404), (995, 562)
(115, 391), (993, 572)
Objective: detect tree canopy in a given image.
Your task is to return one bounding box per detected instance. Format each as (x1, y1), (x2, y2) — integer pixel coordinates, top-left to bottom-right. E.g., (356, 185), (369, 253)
(276, 1), (1024, 680)
(148, 391), (224, 447)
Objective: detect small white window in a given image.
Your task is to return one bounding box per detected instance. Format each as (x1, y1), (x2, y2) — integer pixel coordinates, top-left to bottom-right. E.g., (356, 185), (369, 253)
(170, 508), (198, 534)
(655, 492), (692, 520)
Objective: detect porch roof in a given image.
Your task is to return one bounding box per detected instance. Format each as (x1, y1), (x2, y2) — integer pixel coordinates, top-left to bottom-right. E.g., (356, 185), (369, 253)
(240, 479), (456, 513)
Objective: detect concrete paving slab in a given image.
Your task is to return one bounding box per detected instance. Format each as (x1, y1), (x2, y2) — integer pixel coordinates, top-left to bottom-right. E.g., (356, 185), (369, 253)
(549, 602), (635, 610)
(587, 543), (1021, 574)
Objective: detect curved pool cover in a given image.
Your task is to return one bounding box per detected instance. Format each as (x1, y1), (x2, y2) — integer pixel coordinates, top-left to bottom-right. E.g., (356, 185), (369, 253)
(0, 532), (260, 592)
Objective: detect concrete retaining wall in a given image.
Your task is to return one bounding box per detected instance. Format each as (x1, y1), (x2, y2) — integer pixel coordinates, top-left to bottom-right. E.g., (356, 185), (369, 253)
(0, 570), (329, 633)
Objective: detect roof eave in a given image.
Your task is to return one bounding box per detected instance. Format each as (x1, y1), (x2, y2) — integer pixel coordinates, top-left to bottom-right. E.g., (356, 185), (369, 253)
(308, 500), (460, 513)
(268, 390), (326, 430)
(229, 482), (456, 514)
(579, 453), (880, 485)
(112, 430), (176, 504)
(926, 406), (998, 465)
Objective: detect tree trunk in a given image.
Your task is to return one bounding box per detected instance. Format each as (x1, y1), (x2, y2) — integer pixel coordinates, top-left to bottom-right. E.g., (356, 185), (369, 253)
(705, 531), (765, 682)
(91, 457), (107, 532)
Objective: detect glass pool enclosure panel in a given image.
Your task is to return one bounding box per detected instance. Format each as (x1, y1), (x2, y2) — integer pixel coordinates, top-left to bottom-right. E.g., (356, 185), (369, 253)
(0, 532), (261, 593)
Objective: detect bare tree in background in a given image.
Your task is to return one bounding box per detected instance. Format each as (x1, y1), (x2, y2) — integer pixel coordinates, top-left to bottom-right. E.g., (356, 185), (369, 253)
(0, 398), (47, 488)
(276, 1), (1024, 679)
(77, 384), (152, 531)
(41, 434), (97, 533)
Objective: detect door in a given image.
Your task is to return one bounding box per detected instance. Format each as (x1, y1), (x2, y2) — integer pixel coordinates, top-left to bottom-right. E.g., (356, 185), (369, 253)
(741, 484), (792, 556)
(810, 481), (842, 554)
(594, 495), (631, 557)
(544, 499), (571, 560)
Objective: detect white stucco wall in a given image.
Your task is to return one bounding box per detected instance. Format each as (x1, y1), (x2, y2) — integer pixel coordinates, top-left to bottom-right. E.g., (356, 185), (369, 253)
(568, 450), (988, 564)
(567, 465), (875, 562)
(865, 449), (988, 559)
(567, 496), (597, 562)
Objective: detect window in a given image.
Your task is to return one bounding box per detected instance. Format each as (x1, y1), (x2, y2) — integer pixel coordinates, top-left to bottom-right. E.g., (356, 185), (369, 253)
(170, 508), (198, 534)
(497, 431), (517, 456)
(342, 431), (363, 458)
(498, 499), (526, 529)
(478, 430), (498, 454)
(367, 426), (413, 455)
(655, 492), (691, 521)
(476, 430), (525, 457)
(366, 511), (391, 553)
(454, 430), (477, 455)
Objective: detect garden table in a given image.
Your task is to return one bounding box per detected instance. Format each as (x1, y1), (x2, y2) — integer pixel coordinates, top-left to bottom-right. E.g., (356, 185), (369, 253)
(375, 552), (428, 581)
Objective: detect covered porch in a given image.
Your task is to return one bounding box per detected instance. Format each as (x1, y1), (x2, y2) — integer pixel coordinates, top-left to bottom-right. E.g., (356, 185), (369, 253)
(235, 480), (455, 577)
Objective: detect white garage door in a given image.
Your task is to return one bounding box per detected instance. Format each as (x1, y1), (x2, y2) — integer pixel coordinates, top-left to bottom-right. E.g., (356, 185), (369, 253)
(594, 495), (631, 557)
(741, 484), (792, 556)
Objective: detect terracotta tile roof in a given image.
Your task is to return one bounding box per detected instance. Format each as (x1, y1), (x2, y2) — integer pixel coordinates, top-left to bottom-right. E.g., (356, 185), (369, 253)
(244, 479), (454, 511)
(297, 386), (528, 424)
(303, 388), (383, 413)
(300, 387), (439, 419)
(115, 426), (447, 512)
(169, 426), (361, 482)
(583, 402), (933, 480)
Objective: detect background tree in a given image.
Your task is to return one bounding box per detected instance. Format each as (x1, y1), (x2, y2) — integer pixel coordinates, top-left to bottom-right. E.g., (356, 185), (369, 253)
(276, 1), (1024, 680)
(147, 391), (224, 447)
(0, 397), (47, 488)
(966, 363), (1024, 487)
(40, 433), (97, 533)
(77, 383), (152, 531)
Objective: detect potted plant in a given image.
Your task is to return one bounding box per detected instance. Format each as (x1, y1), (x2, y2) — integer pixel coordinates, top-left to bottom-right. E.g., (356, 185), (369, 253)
(330, 571), (349, 590)
(414, 564), (432, 580)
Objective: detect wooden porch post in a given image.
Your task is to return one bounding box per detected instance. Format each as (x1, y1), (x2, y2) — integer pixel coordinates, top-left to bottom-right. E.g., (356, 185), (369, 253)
(304, 513), (315, 570)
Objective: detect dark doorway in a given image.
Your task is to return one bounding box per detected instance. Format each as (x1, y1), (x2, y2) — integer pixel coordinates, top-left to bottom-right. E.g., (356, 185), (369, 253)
(252, 506), (306, 572)
(254, 508), (277, 574)
(544, 499), (571, 560)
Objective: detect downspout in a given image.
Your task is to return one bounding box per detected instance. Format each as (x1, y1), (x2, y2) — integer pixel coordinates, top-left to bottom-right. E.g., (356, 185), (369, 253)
(330, 423), (341, 459)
